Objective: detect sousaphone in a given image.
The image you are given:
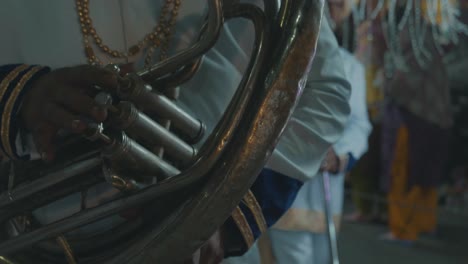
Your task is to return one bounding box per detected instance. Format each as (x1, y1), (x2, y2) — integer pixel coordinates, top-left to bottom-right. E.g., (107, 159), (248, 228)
(0, 0), (324, 263)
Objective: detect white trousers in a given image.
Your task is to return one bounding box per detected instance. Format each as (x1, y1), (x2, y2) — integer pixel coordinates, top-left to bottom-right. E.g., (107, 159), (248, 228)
(224, 230), (330, 264)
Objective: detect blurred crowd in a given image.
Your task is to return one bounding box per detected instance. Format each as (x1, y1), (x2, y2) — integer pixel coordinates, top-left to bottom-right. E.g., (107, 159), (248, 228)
(226, 0), (468, 263)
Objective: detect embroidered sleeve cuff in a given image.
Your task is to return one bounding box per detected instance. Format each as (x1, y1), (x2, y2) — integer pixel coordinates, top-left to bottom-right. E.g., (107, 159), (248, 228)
(228, 168), (303, 253)
(0, 64), (50, 159)
(345, 153), (357, 172)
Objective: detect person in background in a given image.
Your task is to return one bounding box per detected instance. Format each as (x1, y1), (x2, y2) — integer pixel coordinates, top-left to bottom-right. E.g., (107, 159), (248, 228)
(379, 3), (453, 245)
(344, 0), (388, 224)
(224, 1), (371, 263)
(266, 44), (371, 263)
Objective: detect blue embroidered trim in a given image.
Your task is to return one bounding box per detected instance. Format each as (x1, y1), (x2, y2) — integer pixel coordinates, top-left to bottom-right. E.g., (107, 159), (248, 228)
(0, 65), (50, 159)
(346, 153), (357, 172)
(240, 168), (303, 239)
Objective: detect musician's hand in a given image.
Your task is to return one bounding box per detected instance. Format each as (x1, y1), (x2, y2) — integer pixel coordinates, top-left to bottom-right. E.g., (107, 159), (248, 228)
(199, 229), (224, 264)
(320, 147), (340, 174)
(20, 65), (119, 161)
(183, 229), (224, 264)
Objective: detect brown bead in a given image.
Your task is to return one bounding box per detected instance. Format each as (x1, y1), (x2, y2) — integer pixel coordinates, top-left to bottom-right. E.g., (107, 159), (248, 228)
(76, 0), (180, 66)
(85, 46), (95, 58)
(129, 45), (140, 55)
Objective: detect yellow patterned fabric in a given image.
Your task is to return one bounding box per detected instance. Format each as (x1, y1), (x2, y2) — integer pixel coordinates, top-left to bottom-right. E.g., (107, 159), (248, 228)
(365, 65), (385, 121)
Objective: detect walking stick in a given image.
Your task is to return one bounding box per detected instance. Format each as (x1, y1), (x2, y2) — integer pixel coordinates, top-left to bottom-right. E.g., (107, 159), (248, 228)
(321, 171), (340, 264)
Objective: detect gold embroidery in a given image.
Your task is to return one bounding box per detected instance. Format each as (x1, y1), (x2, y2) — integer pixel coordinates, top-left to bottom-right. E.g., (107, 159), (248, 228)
(231, 206), (255, 248)
(1, 66), (42, 157)
(56, 235), (78, 264)
(0, 65), (29, 157)
(0, 65), (29, 100)
(242, 190), (268, 234)
(0, 256), (15, 264)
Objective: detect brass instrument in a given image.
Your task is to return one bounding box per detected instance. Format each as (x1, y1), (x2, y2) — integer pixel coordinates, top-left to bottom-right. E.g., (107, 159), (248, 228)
(0, 0), (324, 263)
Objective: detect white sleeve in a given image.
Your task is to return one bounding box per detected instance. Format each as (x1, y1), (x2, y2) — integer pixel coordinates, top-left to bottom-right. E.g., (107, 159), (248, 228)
(15, 131), (41, 160)
(333, 51), (372, 160)
(265, 18), (351, 182)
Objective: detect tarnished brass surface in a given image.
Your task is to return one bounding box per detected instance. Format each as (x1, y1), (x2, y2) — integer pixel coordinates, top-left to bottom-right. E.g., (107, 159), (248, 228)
(0, 256), (14, 264)
(133, 1), (324, 262)
(0, 0), (324, 262)
(55, 236), (77, 264)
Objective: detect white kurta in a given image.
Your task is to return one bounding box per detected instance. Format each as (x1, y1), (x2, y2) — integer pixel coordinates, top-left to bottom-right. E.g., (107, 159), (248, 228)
(0, 0), (350, 232)
(277, 49), (371, 226)
(269, 49), (371, 264)
(225, 49), (371, 264)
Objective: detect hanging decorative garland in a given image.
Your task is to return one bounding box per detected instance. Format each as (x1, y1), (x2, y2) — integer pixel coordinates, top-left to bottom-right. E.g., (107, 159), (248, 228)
(349, 0), (467, 72)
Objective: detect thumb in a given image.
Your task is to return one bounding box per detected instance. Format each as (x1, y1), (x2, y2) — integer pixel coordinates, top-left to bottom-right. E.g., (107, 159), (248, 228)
(32, 124), (57, 162)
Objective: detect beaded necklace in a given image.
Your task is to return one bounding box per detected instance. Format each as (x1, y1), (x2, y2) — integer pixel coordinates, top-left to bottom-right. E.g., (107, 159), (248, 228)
(75, 0), (181, 67)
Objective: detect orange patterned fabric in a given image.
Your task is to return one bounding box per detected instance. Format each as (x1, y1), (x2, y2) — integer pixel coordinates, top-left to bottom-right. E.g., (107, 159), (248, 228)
(388, 126), (438, 241)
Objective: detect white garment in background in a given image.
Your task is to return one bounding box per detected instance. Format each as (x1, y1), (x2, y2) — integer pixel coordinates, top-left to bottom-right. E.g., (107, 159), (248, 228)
(226, 48), (371, 264)
(269, 48), (371, 264)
